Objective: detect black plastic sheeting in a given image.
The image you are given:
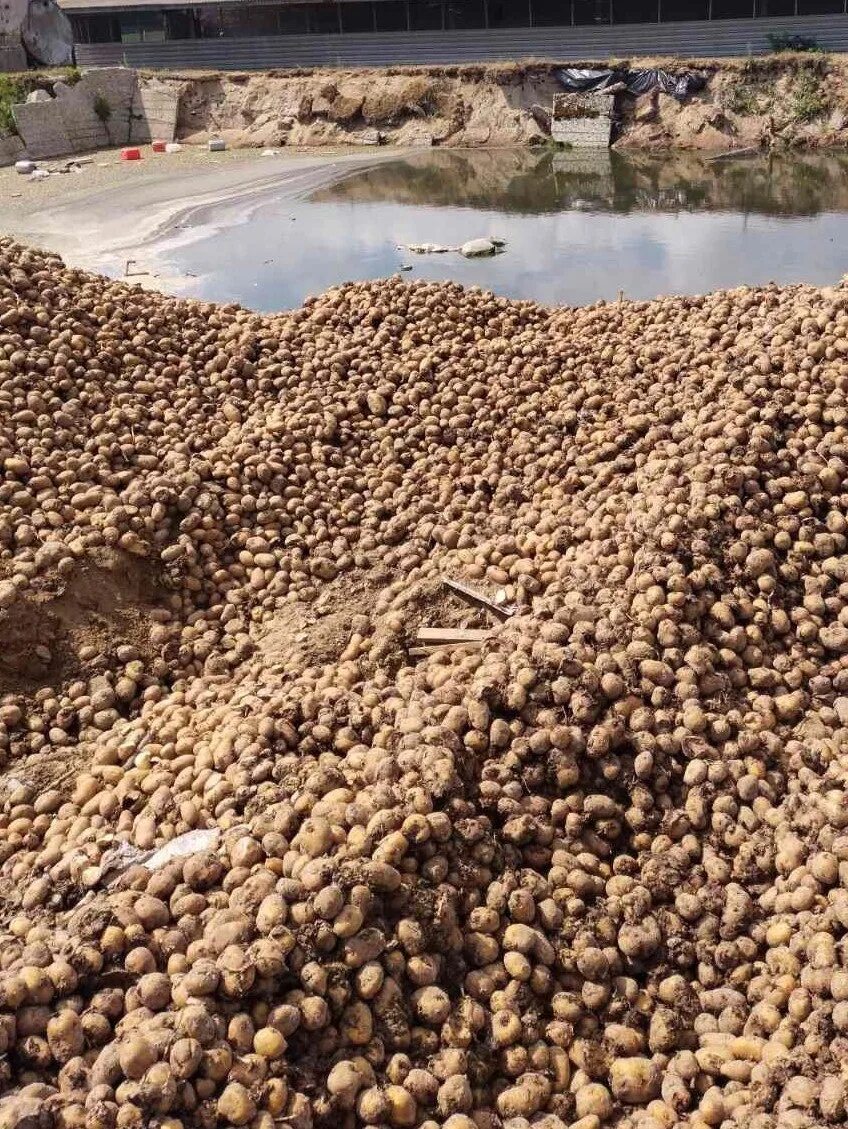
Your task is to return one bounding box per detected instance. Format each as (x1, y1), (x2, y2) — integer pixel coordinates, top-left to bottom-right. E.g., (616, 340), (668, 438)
(557, 67), (707, 101)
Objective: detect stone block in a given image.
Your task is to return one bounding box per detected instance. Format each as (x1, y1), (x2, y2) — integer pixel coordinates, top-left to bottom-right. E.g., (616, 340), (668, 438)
(552, 91), (613, 148)
(0, 134), (25, 167)
(79, 67), (138, 146)
(52, 80), (110, 152)
(130, 78), (179, 143)
(11, 100), (72, 159)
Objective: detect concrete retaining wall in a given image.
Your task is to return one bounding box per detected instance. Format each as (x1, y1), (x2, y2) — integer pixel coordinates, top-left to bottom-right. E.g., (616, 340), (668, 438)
(552, 91), (613, 147)
(4, 66), (178, 163)
(130, 77), (180, 144)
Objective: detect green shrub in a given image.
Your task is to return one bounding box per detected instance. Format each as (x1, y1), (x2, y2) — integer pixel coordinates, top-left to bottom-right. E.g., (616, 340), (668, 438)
(791, 71), (828, 122)
(93, 93), (112, 123)
(768, 32), (822, 53)
(0, 75), (26, 136)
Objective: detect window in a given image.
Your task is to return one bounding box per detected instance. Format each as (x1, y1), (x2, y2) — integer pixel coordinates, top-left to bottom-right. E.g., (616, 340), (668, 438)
(341, 1), (375, 29)
(530, 0), (570, 23)
(219, 6), (254, 35)
(374, 0), (408, 26)
(164, 8), (196, 37)
(247, 5), (283, 32)
(119, 10), (165, 41)
(74, 13), (122, 40)
(278, 5), (311, 31)
(796, 0), (842, 12)
(488, 0), (531, 24)
(755, 0), (795, 13)
(660, 0), (708, 18)
(573, 0), (610, 22)
(198, 7), (222, 35)
(612, 0), (658, 21)
(708, 0), (751, 16)
(410, 0), (443, 26)
(445, 0), (485, 25)
(309, 1), (341, 29)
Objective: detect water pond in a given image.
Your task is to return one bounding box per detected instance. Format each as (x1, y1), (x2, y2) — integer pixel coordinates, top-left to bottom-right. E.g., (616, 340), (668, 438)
(162, 147), (848, 309)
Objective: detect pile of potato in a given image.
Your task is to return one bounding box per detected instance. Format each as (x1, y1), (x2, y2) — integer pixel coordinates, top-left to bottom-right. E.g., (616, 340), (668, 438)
(1, 235), (848, 1129)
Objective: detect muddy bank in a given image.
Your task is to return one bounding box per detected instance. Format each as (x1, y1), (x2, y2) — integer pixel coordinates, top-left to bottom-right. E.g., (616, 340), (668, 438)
(0, 148), (388, 283)
(145, 54), (848, 151)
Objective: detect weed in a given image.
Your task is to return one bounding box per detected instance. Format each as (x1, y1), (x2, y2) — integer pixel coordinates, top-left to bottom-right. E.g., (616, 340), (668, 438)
(726, 83), (761, 115)
(64, 67), (82, 86)
(791, 71), (828, 122)
(93, 93), (112, 123)
(0, 75), (26, 136)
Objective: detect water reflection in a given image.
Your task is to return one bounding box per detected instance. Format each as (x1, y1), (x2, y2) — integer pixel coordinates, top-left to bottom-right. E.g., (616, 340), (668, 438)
(164, 148), (848, 311)
(314, 148), (848, 217)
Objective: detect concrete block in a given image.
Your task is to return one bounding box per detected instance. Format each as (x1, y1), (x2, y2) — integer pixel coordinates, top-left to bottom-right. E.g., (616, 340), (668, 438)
(552, 91), (613, 148)
(130, 78), (179, 144)
(79, 67), (138, 146)
(11, 100), (73, 159)
(52, 80), (110, 152)
(0, 134), (25, 167)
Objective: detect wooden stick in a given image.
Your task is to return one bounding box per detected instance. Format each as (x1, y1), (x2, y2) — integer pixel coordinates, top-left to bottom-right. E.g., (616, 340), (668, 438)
(409, 642), (486, 658)
(442, 577), (516, 620)
(416, 627), (491, 645)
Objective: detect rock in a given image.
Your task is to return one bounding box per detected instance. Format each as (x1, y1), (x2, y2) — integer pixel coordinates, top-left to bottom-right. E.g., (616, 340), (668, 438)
(634, 91), (658, 123)
(354, 128), (384, 146)
(14, 159), (36, 175)
(26, 88), (51, 104)
(834, 698), (848, 726)
(460, 238), (501, 258)
(408, 243), (452, 254)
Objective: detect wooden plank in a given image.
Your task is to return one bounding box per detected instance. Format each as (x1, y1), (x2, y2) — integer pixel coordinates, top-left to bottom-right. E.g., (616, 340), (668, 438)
(409, 642), (485, 658)
(416, 627), (491, 645)
(443, 576), (516, 620)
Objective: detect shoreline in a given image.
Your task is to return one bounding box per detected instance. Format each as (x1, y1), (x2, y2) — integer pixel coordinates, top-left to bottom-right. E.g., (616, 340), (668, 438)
(0, 147), (393, 291)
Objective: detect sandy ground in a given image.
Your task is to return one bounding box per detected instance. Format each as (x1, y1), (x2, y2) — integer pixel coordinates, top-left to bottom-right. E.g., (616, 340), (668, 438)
(0, 145), (392, 290)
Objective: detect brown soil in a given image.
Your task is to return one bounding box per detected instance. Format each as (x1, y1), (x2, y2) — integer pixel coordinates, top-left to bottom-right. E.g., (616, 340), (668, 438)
(0, 548), (163, 694)
(141, 53), (848, 152)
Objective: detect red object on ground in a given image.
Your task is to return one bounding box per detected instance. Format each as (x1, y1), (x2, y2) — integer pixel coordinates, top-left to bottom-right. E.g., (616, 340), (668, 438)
(121, 147), (142, 161)
(151, 140), (167, 153)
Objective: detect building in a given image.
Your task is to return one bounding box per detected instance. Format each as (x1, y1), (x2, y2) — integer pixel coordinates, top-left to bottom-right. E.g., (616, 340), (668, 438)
(62, 0), (848, 68)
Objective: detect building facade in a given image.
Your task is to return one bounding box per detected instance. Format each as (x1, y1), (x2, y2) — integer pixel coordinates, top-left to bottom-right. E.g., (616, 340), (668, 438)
(66, 0), (848, 47)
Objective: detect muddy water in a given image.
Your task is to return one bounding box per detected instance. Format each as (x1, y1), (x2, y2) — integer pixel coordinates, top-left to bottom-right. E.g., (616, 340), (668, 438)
(162, 148), (848, 309)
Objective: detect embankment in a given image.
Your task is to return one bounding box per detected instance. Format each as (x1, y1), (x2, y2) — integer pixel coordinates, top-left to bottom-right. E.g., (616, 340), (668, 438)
(1, 54), (847, 164)
(159, 54), (848, 150)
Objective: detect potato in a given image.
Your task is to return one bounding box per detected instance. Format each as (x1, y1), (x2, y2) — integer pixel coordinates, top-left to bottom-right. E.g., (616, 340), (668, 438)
(0, 235), (847, 1129)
